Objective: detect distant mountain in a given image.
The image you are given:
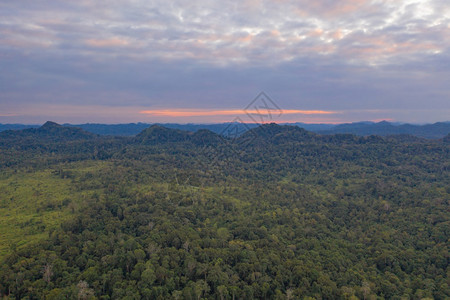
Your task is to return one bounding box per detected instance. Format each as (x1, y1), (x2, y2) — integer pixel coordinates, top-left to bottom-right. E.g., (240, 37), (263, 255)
(62, 122), (259, 136)
(135, 124), (191, 144)
(317, 121), (450, 139)
(156, 123), (259, 137)
(239, 123), (314, 145)
(0, 121), (97, 142)
(0, 124), (39, 131)
(65, 123), (151, 136)
(136, 124), (226, 147)
(1, 121), (449, 139)
(283, 122), (335, 131)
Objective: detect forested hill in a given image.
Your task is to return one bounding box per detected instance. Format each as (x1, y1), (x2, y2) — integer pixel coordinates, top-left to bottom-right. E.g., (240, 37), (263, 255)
(315, 121), (450, 139)
(1, 120), (449, 138)
(0, 122), (449, 299)
(0, 121), (97, 143)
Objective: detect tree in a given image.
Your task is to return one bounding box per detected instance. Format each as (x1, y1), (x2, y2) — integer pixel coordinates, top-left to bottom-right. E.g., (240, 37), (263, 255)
(77, 281), (95, 300)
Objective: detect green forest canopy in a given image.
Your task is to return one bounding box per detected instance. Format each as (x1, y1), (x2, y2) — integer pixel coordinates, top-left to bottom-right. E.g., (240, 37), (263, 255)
(0, 122), (448, 299)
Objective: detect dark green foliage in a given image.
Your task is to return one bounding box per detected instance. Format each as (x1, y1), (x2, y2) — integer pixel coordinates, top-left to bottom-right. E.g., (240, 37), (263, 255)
(136, 125), (191, 145)
(0, 123), (448, 299)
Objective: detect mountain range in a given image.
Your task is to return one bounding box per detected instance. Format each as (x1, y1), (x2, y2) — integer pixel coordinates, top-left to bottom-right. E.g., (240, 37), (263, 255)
(1, 121), (449, 149)
(1, 121), (449, 139)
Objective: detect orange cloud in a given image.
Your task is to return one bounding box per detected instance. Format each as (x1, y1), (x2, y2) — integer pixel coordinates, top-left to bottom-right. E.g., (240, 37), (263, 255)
(331, 29), (344, 40)
(139, 109), (336, 117)
(85, 37), (128, 47)
(238, 34), (253, 42)
(308, 28), (323, 37)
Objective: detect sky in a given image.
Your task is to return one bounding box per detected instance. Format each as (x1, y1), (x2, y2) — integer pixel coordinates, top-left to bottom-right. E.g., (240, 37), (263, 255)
(0, 0), (449, 124)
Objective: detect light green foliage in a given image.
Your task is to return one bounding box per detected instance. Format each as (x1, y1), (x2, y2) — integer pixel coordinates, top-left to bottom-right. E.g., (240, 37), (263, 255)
(0, 169), (71, 256)
(0, 161), (108, 258)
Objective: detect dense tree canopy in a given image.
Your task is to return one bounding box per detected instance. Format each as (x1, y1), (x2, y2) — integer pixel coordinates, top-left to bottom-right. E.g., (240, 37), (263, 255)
(0, 122), (448, 299)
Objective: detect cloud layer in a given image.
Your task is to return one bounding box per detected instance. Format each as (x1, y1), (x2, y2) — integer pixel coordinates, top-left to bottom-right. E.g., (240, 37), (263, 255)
(0, 0), (449, 123)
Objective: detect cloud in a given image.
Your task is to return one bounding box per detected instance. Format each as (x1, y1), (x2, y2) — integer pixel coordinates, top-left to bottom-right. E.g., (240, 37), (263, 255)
(85, 38), (129, 47)
(139, 109), (337, 117)
(0, 0), (449, 123)
(1, 0), (448, 64)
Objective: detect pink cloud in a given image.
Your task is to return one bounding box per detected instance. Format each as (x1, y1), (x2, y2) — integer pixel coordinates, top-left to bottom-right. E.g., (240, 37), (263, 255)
(85, 37), (129, 47)
(293, 0), (372, 18)
(139, 109), (337, 117)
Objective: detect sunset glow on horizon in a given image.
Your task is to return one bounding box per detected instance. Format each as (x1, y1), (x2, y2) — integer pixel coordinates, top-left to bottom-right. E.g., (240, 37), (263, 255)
(139, 109), (338, 117)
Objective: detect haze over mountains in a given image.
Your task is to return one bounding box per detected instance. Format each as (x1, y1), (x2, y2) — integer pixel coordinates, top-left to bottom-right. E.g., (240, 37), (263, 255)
(1, 122), (449, 154)
(1, 121), (449, 139)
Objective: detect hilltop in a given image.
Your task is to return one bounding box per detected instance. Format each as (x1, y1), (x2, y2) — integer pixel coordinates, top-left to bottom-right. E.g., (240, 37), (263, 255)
(1, 120), (449, 139)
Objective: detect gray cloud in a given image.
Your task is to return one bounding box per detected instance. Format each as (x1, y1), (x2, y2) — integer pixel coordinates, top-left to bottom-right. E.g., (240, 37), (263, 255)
(0, 0), (449, 123)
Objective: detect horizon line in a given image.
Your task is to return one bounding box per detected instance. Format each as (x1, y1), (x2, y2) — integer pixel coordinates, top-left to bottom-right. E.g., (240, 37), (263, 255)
(2, 120), (450, 126)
